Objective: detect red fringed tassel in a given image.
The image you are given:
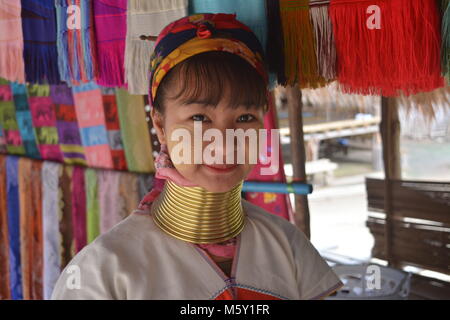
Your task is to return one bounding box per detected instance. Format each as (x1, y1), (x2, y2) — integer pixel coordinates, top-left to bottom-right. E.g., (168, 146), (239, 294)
(329, 0), (445, 96)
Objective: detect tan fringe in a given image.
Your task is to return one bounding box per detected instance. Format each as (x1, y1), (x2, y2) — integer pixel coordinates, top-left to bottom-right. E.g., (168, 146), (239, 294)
(280, 0), (327, 89)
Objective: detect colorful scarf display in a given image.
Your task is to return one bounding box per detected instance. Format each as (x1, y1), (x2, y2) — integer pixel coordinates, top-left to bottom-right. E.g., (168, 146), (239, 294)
(28, 86), (63, 161)
(329, 0), (445, 96)
(18, 157), (43, 300)
(71, 166), (87, 253)
(93, 0), (127, 87)
(72, 82), (113, 169)
(21, 0), (60, 84)
(55, 0), (98, 85)
(125, 0), (188, 94)
(10, 83), (41, 159)
(0, 100), (26, 155)
(115, 88), (154, 173)
(42, 161), (62, 300)
(0, 0), (25, 83)
(50, 84), (87, 166)
(0, 155), (11, 300)
(101, 87), (127, 171)
(279, 0), (326, 89)
(6, 156), (23, 300)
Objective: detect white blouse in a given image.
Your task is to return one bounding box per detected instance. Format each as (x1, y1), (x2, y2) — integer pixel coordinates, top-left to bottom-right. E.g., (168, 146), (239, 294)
(51, 199), (343, 300)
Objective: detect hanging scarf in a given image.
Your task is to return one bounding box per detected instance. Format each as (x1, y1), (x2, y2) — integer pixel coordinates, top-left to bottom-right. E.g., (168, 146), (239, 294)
(72, 82), (113, 169)
(101, 87), (127, 171)
(115, 88), (154, 173)
(0, 81), (12, 154)
(6, 155), (23, 300)
(118, 171), (139, 219)
(279, 0), (326, 89)
(85, 168), (100, 243)
(98, 169), (121, 234)
(125, 0), (188, 94)
(0, 0), (25, 83)
(18, 157), (43, 300)
(42, 161), (62, 300)
(28, 85), (63, 161)
(0, 155), (11, 300)
(93, 0), (127, 87)
(0, 100), (26, 155)
(244, 92), (294, 222)
(71, 166), (87, 253)
(55, 0), (98, 85)
(50, 84), (87, 166)
(443, 0), (450, 81)
(329, 0), (445, 96)
(21, 0), (60, 84)
(10, 82), (41, 159)
(59, 166), (74, 268)
(266, 0), (287, 86)
(309, 0), (337, 81)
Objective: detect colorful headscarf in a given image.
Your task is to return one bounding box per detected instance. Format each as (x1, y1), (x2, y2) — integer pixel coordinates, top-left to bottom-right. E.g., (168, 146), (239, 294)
(148, 13), (269, 108)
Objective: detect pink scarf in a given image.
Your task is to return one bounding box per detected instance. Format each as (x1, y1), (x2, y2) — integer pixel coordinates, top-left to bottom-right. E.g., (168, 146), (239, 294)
(137, 144), (237, 259)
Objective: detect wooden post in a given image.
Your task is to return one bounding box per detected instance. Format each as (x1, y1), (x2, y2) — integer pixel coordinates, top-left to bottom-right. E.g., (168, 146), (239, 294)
(380, 97), (402, 268)
(286, 86), (311, 239)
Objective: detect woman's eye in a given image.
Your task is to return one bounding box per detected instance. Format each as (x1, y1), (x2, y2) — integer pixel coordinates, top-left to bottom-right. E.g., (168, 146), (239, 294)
(191, 114), (209, 122)
(237, 114), (256, 123)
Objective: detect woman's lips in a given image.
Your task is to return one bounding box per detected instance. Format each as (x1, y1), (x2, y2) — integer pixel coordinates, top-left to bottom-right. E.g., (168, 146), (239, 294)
(203, 164), (239, 173)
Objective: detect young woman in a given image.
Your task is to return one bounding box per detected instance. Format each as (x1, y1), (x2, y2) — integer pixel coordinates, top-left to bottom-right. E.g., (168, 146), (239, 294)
(51, 13), (343, 300)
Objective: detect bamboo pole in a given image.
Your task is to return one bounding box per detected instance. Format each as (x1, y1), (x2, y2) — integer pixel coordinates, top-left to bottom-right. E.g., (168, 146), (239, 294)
(380, 97), (402, 268)
(286, 86), (311, 239)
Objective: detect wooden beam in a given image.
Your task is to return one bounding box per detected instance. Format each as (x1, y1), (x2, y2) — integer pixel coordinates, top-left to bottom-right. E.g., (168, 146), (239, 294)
(286, 86), (311, 239)
(380, 97), (402, 268)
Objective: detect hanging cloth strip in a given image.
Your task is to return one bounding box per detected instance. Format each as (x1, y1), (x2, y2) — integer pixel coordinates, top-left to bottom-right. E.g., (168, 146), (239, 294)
(125, 0), (188, 94)
(309, 0), (337, 81)
(28, 85), (64, 161)
(279, 0), (327, 89)
(18, 157), (43, 300)
(71, 166), (87, 253)
(93, 0), (127, 87)
(42, 161), (63, 300)
(59, 165), (75, 268)
(98, 169), (121, 234)
(21, 0), (60, 84)
(0, 81), (12, 154)
(55, 0), (98, 85)
(0, 155), (11, 300)
(265, 0), (287, 86)
(118, 171), (139, 219)
(85, 168), (100, 244)
(0, 100), (26, 155)
(6, 155), (23, 300)
(72, 82), (113, 169)
(100, 87), (127, 171)
(0, 0), (25, 83)
(115, 88), (154, 173)
(442, 0), (450, 81)
(10, 82), (41, 159)
(329, 0), (445, 96)
(51, 84), (87, 166)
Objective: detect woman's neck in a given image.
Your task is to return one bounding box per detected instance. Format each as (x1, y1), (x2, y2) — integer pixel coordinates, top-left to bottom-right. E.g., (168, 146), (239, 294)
(151, 180), (245, 244)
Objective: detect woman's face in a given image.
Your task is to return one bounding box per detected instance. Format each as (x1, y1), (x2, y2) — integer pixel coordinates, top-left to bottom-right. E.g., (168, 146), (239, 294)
(151, 88), (266, 193)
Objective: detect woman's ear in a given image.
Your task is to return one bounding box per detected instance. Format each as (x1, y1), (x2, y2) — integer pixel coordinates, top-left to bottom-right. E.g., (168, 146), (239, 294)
(150, 107), (166, 145)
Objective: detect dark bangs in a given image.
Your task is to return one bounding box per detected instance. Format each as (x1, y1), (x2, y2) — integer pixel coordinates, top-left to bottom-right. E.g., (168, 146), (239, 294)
(153, 51), (268, 113)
